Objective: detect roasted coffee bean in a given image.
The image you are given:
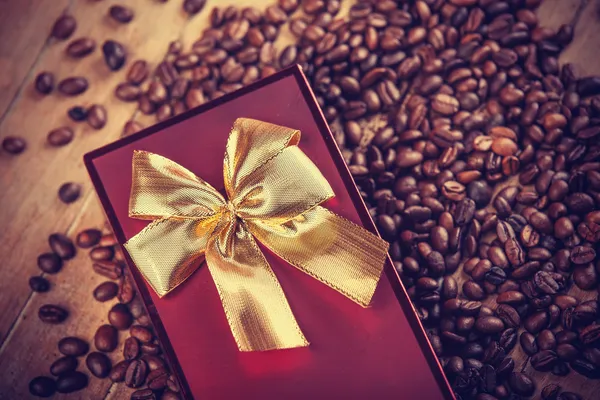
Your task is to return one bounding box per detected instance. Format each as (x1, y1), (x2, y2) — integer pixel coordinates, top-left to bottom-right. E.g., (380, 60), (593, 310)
(103, 40), (127, 71)
(124, 337), (140, 360)
(131, 389), (157, 400)
(127, 60), (149, 85)
(496, 304), (520, 328)
(110, 360), (131, 382)
(29, 376), (56, 398)
(29, 276), (50, 292)
(2, 136), (27, 154)
(49, 233), (76, 260)
(86, 352), (112, 378)
(571, 245), (596, 264)
(538, 329), (557, 350)
(508, 372), (535, 396)
(525, 310), (548, 334)
(147, 368), (169, 390)
(130, 325), (153, 343)
(475, 316), (504, 334)
(67, 106), (88, 122)
(66, 37), (96, 58)
(51, 14), (76, 40)
(140, 343), (161, 356)
(119, 275), (136, 304)
(141, 354), (165, 371)
(463, 281), (485, 300)
(109, 5), (134, 23)
(47, 127), (74, 147)
(93, 281), (119, 302)
(109, 303), (134, 330)
(55, 371), (88, 393)
(183, 0), (207, 15)
(125, 359), (148, 388)
(58, 337), (88, 356)
(520, 332), (538, 356)
(87, 104), (107, 129)
(542, 383), (560, 400)
(37, 253), (62, 274)
(76, 229), (102, 248)
(39, 304), (68, 324)
(35, 72), (54, 95)
(58, 77), (88, 96)
(95, 324), (118, 352)
(58, 182), (81, 204)
(90, 246), (115, 261)
(50, 356), (78, 376)
(558, 393), (583, 400)
(93, 261), (123, 279)
(531, 350), (558, 371)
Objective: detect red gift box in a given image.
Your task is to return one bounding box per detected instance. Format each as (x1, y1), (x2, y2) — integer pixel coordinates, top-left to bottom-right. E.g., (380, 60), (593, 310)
(85, 66), (453, 400)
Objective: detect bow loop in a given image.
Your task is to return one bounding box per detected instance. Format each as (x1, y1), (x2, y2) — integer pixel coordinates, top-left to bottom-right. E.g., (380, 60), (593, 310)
(124, 118), (389, 351)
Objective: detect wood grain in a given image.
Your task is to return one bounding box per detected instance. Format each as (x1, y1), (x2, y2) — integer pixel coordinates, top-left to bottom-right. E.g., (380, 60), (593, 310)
(1, 0), (600, 399)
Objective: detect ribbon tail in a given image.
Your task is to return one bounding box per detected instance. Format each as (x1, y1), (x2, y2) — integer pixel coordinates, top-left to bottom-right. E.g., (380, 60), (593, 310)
(124, 217), (216, 297)
(206, 215), (308, 351)
(248, 206), (389, 307)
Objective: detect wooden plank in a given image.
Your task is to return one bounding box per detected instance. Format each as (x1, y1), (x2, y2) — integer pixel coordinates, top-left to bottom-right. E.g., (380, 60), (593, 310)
(0, 0), (71, 119)
(0, 194), (124, 399)
(0, 0), (186, 348)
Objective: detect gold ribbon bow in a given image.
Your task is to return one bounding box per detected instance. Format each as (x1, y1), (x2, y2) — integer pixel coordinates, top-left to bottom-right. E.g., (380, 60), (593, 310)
(124, 118), (389, 351)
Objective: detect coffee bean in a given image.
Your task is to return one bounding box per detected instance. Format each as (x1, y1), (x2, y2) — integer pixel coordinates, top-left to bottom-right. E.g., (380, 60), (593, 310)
(76, 229), (102, 248)
(2, 136), (27, 155)
(525, 310), (548, 334)
(110, 360), (131, 382)
(141, 343), (161, 356)
(571, 245), (596, 265)
(504, 238), (525, 266)
(66, 37), (96, 58)
(496, 304), (520, 328)
(183, 0), (207, 15)
(51, 14), (76, 40)
(123, 120), (145, 137)
(86, 352), (112, 378)
(87, 104), (107, 129)
(147, 368), (169, 390)
(49, 233), (76, 260)
(29, 376), (56, 398)
(39, 304), (68, 324)
(124, 336), (140, 360)
(58, 182), (81, 204)
(67, 106), (88, 122)
(55, 371), (88, 393)
(103, 40), (127, 71)
(109, 303), (134, 330)
(131, 389), (157, 400)
(90, 246), (115, 261)
(58, 337), (89, 356)
(558, 393), (583, 400)
(531, 350), (558, 371)
(93, 281), (119, 302)
(50, 356), (78, 376)
(463, 281), (485, 300)
(95, 324), (118, 352)
(109, 5), (134, 23)
(130, 325), (153, 343)
(34, 72), (54, 95)
(29, 276), (50, 292)
(47, 127), (74, 147)
(125, 359), (148, 388)
(141, 354), (165, 371)
(93, 261), (123, 279)
(118, 275), (136, 304)
(508, 372), (535, 396)
(475, 316), (504, 334)
(37, 253), (62, 274)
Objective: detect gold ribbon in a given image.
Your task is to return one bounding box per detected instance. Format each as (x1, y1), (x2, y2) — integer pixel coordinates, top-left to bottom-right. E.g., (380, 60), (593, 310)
(124, 118), (389, 351)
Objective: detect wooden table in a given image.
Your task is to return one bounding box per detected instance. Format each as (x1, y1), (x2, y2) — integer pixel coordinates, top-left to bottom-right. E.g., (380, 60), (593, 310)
(0, 1), (599, 399)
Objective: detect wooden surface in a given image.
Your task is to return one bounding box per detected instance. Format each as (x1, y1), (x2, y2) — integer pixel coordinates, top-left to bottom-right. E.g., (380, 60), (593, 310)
(0, 0), (599, 399)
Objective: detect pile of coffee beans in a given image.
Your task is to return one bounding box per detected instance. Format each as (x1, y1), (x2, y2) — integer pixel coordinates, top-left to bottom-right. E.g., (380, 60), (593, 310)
(19, 0), (600, 399)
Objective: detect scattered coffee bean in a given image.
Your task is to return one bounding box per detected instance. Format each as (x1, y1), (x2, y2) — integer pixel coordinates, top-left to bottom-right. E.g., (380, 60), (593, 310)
(49, 233), (76, 260)
(37, 253), (62, 274)
(76, 229), (102, 248)
(183, 0), (207, 15)
(50, 356), (78, 376)
(58, 337), (89, 356)
(87, 104), (107, 129)
(130, 325), (153, 343)
(95, 324), (119, 352)
(110, 360), (131, 382)
(90, 246), (115, 261)
(93, 281), (119, 302)
(86, 352), (112, 378)
(34, 72), (54, 95)
(102, 40), (127, 71)
(39, 304), (68, 324)
(55, 371), (88, 393)
(58, 77), (88, 96)
(109, 5), (134, 23)
(29, 376), (56, 398)
(51, 14), (76, 40)
(67, 106), (88, 122)
(47, 127), (74, 147)
(66, 37), (96, 58)
(58, 182), (81, 204)
(29, 276), (50, 292)
(125, 359), (148, 388)
(109, 303), (133, 330)
(2, 136), (27, 154)
(93, 260), (123, 280)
